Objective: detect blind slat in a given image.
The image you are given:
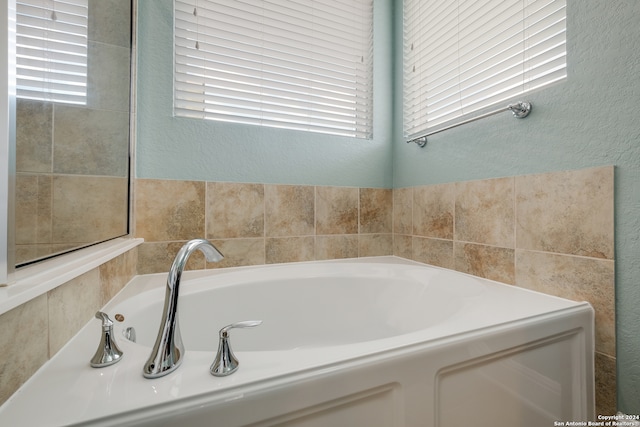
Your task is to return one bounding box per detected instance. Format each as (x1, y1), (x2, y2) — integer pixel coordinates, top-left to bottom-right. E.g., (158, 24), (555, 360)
(175, 80), (369, 116)
(174, 0), (373, 139)
(404, 0), (566, 138)
(16, 0), (88, 105)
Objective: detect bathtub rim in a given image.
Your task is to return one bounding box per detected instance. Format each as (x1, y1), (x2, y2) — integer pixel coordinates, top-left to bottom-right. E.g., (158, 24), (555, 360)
(106, 255), (585, 313)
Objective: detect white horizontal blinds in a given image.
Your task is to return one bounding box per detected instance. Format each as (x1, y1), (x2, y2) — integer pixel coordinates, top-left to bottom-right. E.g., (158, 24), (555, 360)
(16, 0), (88, 105)
(404, 0), (566, 139)
(174, 0), (374, 139)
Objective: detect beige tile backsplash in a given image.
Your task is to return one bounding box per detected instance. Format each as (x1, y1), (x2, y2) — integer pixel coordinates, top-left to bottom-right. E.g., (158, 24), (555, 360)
(515, 167), (615, 259)
(265, 185), (316, 237)
(135, 179), (206, 242)
(359, 188), (393, 234)
(413, 183), (454, 239)
(316, 186), (359, 235)
(455, 177), (515, 247)
(2, 165), (616, 413)
(135, 180), (394, 274)
(454, 242), (516, 284)
(207, 182), (265, 238)
(0, 295), (48, 405)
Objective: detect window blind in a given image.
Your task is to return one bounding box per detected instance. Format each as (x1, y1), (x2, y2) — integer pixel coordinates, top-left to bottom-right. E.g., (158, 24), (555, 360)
(16, 0), (88, 105)
(404, 0), (566, 140)
(174, 0), (374, 139)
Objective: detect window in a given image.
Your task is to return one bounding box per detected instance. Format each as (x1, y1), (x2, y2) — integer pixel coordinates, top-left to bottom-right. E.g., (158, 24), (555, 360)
(174, 0), (374, 139)
(16, 0), (89, 105)
(404, 0), (566, 140)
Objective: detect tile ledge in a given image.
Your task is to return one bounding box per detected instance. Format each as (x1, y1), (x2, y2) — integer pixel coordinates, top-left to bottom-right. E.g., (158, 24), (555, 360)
(0, 238), (143, 316)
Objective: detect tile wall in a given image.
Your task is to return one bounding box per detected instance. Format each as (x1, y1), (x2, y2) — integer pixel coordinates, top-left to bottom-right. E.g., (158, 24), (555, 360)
(134, 180), (394, 273)
(393, 165), (616, 415)
(0, 248), (137, 405)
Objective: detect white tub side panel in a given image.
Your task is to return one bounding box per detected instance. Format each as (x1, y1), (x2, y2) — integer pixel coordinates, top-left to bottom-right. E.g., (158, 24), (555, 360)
(435, 331), (590, 426)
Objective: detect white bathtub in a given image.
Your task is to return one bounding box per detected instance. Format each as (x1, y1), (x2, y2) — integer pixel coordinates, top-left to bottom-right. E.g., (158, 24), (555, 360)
(0, 257), (595, 426)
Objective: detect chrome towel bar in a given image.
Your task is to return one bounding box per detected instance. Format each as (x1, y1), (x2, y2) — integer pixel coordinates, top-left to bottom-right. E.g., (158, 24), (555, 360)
(407, 101), (532, 148)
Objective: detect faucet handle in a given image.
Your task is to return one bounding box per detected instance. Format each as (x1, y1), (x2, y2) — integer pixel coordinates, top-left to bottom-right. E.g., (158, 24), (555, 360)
(210, 320), (262, 377)
(220, 320), (262, 335)
(95, 311), (113, 329)
(90, 311), (123, 368)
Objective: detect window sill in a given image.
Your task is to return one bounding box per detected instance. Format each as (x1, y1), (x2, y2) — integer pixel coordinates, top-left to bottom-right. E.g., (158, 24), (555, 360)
(0, 237), (143, 316)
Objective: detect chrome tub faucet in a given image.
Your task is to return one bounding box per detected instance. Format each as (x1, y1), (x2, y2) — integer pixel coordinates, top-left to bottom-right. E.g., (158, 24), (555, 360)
(143, 239), (224, 379)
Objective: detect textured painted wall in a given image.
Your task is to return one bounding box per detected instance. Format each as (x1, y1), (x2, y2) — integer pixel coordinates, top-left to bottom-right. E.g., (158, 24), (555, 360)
(136, 0), (394, 188)
(392, 1), (640, 414)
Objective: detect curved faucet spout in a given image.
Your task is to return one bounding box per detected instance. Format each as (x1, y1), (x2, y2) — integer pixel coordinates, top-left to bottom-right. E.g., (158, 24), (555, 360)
(143, 239), (223, 379)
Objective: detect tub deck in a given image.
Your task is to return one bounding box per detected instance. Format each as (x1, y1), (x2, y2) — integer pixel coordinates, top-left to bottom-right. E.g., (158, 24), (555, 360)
(0, 257), (594, 426)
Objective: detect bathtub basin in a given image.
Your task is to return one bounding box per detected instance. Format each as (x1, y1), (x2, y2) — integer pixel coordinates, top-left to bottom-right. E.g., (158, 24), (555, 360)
(0, 257), (595, 426)
(115, 261), (485, 352)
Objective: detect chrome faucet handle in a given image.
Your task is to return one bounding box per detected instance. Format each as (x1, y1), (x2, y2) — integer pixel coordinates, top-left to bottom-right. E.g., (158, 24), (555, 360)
(90, 311), (123, 368)
(210, 320), (262, 377)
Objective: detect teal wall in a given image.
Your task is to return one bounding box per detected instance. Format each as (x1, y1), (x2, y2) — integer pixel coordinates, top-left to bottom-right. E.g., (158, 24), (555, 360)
(137, 0), (640, 413)
(136, 0), (394, 188)
(392, 1), (640, 414)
